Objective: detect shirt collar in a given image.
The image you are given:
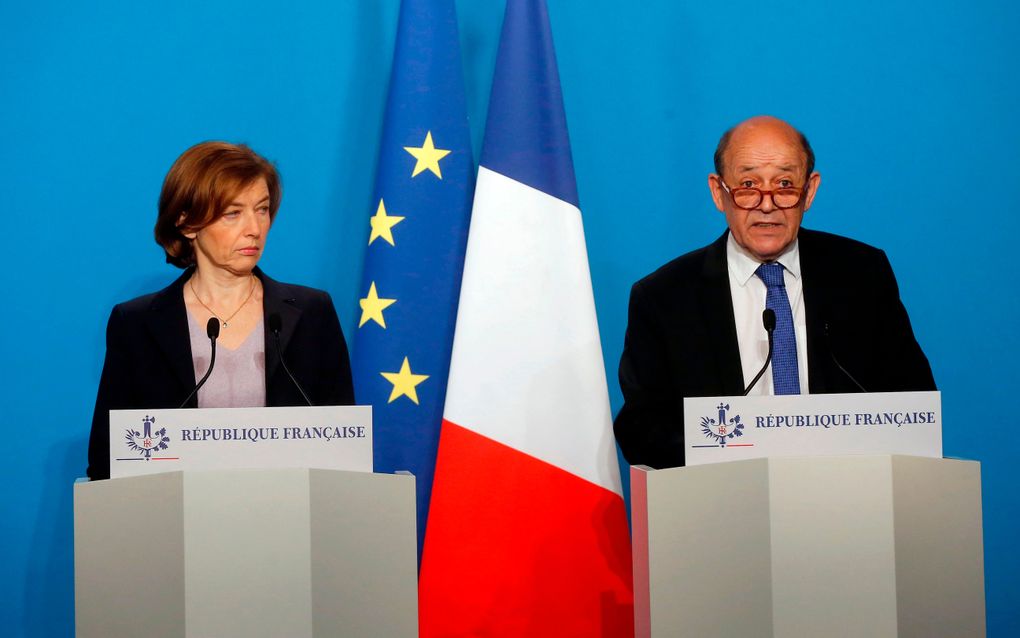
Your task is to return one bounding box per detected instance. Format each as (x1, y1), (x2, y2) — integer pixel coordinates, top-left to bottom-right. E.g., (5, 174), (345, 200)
(726, 231), (801, 287)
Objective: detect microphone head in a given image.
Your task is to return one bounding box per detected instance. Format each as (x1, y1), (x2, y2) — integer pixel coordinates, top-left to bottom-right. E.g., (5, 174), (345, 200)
(762, 309), (777, 332)
(206, 317), (221, 340)
(268, 313), (282, 335)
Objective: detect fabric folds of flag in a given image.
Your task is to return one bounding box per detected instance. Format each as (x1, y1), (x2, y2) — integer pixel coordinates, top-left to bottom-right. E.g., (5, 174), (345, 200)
(351, 0), (474, 559)
(419, 1), (634, 635)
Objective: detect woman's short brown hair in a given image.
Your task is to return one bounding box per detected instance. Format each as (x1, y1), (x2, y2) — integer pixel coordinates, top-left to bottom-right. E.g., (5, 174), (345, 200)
(154, 141), (282, 268)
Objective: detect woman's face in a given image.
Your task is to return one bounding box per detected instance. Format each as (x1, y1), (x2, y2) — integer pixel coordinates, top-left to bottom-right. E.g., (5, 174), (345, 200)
(184, 178), (272, 276)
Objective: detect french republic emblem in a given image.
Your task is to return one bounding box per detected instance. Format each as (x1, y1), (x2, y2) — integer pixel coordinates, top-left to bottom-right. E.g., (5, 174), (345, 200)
(125, 415), (170, 459)
(700, 403), (744, 444)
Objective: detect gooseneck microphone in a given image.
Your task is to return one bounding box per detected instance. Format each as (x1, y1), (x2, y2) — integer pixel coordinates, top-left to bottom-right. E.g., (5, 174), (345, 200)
(743, 309), (777, 396)
(269, 313), (313, 406)
(179, 317), (220, 408)
(824, 322), (867, 392)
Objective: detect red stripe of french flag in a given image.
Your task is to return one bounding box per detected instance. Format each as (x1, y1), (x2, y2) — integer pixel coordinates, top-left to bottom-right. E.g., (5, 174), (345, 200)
(422, 419), (633, 636)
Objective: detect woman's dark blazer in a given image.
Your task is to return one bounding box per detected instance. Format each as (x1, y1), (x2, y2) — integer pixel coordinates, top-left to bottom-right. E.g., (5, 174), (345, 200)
(87, 267), (355, 480)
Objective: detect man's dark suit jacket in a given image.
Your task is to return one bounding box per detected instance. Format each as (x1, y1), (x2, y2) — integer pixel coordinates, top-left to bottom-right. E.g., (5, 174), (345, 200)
(614, 228), (936, 469)
(87, 267), (355, 480)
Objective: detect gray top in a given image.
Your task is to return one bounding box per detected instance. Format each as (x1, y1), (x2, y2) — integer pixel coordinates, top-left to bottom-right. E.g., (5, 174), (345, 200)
(188, 312), (266, 409)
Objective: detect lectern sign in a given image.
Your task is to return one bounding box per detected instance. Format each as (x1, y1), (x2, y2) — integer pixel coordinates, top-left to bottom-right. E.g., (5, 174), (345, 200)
(109, 405), (372, 478)
(684, 391), (941, 465)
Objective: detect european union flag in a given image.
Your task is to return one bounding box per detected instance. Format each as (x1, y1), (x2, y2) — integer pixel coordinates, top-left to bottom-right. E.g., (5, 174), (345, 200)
(351, 0), (474, 560)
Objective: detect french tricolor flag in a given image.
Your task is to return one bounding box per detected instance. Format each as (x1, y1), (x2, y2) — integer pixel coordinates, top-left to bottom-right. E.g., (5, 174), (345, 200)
(419, 0), (634, 635)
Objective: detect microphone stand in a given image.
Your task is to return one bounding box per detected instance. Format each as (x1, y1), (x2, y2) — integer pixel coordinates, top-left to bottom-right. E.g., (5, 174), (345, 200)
(743, 309), (776, 396)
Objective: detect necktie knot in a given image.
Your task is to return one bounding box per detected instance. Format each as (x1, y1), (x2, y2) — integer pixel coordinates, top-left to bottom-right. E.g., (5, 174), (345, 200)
(755, 262), (785, 288)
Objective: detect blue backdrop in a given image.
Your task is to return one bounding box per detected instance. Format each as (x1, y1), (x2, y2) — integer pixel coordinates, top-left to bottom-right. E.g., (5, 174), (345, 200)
(2, 1), (1016, 635)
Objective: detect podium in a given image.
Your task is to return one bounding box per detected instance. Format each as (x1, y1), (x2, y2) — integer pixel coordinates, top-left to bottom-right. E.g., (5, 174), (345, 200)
(631, 455), (985, 637)
(74, 468), (418, 638)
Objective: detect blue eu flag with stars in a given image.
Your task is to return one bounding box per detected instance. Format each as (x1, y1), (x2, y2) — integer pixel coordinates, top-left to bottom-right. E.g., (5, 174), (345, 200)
(351, 0), (474, 561)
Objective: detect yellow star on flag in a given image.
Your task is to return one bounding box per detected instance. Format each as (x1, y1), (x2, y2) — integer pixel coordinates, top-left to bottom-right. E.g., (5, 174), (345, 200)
(368, 199), (405, 246)
(380, 357), (429, 404)
(403, 131), (451, 178)
(359, 282), (397, 328)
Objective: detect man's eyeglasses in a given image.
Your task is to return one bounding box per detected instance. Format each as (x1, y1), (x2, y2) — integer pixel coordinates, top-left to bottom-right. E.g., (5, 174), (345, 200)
(718, 180), (808, 210)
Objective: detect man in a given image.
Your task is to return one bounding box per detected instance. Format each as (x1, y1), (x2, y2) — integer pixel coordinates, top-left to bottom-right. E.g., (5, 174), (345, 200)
(613, 115), (935, 469)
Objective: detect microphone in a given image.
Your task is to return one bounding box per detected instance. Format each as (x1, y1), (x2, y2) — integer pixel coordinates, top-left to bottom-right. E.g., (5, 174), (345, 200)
(743, 309), (776, 396)
(824, 322), (867, 392)
(269, 313), (313, 406)
(179, 317), (220, 408)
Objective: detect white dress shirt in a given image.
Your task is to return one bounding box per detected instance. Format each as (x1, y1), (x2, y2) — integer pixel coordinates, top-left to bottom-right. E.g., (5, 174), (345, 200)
(726, 233), (809, 395)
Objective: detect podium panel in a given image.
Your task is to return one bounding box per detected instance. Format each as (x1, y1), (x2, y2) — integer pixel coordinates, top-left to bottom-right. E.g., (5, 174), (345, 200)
(631, 456), (985, 638)
(74, 469), (417, 638)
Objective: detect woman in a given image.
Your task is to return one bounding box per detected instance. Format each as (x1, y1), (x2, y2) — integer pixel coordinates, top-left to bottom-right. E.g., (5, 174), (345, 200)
(87, 141), (355, 480)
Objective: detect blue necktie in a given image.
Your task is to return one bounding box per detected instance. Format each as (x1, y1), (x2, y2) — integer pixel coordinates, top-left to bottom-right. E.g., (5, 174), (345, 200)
(755, 263), (800, 395)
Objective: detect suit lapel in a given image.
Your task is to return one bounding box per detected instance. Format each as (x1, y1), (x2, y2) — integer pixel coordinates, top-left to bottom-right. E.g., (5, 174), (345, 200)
(700, 232), (745, 396)
(145, 270), (197, 401)
(259, 268), (302, 386)
(798, 229), (831, 393)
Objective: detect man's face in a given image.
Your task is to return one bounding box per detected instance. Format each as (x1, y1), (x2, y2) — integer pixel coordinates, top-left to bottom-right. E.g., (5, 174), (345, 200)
(708, 119), (821, 262)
